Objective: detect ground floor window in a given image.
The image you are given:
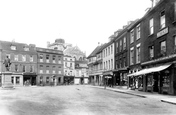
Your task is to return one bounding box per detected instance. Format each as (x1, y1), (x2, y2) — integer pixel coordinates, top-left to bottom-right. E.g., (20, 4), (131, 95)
(46, 77), (49, 84)
(147, 75), (153, 86)
(16, 77), (20, 84)
(162, 70), (170, 87)
(40, 76), (43, 84)
(58, 77), (61, 83)
(11, 77), (14, 84)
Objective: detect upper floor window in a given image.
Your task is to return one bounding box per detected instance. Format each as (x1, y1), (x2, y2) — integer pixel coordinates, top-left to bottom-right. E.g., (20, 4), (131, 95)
(120, 40), (122, 52)
(14, 55), (18, 61)
(160, 41), (166, 55)
(22, 65), (26, 72)
(136, 24), (141, 40)
(174, 36), (176, 48)
(53, 55), (56, 63)
(24, 46), (29, 51)
(136, 44), (141, 63)
(30, 65), (34, 72)
(111, 45), (113, 54)
(130, 29), (134, 44)
(106, 49), (107, 57)
(46, 66), (49, 73)
(11, 45), (16, 50)
(130, 47), (134, 65)
(15, 64), (18, 72)
(160, 11), (166, 29)
(30, 55), (33, 62)
(123, 37), (126, 50)
(108, 47), (110, 55)
(22, 55), (26, 62)
(116, 42), (118, 53)
(174, 2), (176, 22)
(149, 46), (154, 59)
(149, 18), (154, 35)
(46, 55), (49, 63)
(39, 54), (43, 62)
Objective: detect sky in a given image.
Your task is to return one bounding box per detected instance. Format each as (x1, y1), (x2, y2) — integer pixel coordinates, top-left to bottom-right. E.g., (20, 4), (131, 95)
(0, 0), (151, 56)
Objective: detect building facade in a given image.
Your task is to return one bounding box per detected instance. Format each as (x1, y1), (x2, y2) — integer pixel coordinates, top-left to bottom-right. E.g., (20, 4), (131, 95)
(36, 47), (64, 86)
(64, 46), (88, 84)
(102, 37), (115, 87)
(63, 55), (75, 85)
(127, 0), (176, 95)
(127, 19), (144, 90)
(87, 44), (105, 86)
(0, 41), (37, 86)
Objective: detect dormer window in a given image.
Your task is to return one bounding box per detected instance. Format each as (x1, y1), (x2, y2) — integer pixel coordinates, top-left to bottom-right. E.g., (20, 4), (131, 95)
(11, 45), (16, 50)
(24, 46), (29, 51)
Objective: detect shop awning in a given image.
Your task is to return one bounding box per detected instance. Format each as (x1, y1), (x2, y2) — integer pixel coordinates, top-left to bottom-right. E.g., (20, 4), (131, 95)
(127, 63), (171, 77)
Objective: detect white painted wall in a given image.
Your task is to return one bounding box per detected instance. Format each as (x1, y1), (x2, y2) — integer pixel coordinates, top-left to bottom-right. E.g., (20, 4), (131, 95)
(103, 42), (115, 71)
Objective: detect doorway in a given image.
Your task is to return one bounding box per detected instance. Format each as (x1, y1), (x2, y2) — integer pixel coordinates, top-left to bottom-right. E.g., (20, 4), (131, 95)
(153, 73), (159, 92)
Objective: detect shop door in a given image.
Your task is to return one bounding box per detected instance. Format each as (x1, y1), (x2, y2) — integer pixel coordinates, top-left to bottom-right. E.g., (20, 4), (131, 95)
(153, 73), (159, 92)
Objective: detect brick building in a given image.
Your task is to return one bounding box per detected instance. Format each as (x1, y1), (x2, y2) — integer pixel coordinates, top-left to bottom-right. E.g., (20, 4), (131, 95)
(128, 0), (176, 95)
(0, 40), (37, 86)
(36, 47), (64, 86)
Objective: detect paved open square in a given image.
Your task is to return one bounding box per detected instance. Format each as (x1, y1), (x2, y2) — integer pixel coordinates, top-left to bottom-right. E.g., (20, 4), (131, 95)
(0, 85), (176, 115)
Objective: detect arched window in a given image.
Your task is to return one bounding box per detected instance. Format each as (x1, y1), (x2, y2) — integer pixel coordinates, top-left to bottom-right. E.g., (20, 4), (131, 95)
(79, 57), (82, 61)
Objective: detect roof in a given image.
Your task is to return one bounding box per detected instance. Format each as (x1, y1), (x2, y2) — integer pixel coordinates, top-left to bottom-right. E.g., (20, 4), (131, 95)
(87, 45), (102, 59)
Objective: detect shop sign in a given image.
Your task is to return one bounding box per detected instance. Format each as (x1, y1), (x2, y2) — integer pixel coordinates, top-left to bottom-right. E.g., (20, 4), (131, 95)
(142, 54), (176, 65)
(157, 27), (168, 38)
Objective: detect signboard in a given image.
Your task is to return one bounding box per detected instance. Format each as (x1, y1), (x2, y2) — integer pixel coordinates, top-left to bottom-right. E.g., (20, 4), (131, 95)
(157, 27), (168, 38)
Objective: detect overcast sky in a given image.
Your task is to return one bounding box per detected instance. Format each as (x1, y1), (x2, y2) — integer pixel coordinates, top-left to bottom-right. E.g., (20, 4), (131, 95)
(0, 0), (151, 56)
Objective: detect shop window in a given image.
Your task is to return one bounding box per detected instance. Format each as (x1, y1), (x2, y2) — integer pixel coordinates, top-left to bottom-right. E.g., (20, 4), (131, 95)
(147, 75), (153, 86)
(162, 70), (170, 87)
(16, 77), (20, 84)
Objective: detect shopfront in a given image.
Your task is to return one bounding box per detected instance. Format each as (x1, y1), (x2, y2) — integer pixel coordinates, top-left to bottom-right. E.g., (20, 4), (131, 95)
(103, 70), (114, 87)
(128, 62), (176, 95)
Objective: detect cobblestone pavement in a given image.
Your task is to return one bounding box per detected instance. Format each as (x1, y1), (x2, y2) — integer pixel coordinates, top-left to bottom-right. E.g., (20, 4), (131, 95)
(0, 85), (176, 115)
